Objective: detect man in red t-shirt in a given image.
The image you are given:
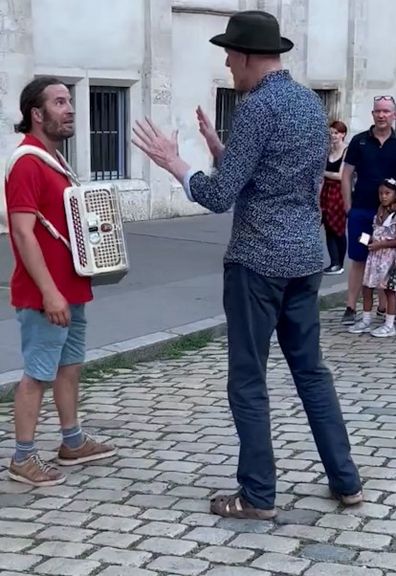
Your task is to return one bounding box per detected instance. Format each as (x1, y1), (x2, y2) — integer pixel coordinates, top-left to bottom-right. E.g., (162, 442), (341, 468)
(5, 77), (115, 487)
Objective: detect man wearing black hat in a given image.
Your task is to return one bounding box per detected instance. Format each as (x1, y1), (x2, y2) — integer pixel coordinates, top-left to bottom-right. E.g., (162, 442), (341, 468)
(133, 11), (362, 519)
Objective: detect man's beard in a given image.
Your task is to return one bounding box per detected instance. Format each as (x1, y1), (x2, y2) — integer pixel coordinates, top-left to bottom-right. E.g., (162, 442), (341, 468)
(42, 111), (74, 142)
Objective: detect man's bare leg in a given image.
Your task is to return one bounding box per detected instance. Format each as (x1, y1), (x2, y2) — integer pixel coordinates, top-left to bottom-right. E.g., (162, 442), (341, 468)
(54, 364), (116, 465)
(14, 375), (44, 445)
(10, 375), (65, 486)
(53, 364), (80, 430)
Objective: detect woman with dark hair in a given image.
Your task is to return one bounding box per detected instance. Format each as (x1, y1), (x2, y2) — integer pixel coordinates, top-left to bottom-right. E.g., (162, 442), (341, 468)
(321, 120), (348, 274)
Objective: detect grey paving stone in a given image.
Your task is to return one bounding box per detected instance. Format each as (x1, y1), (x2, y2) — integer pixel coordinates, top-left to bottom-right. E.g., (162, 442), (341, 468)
(0, 507), (42, 520)
(0, 520), (44, 537)
(74, 489), (127, 502)
(182, 513), (220, 527)
(88, 547), (152, 566)
(35, 527), (96, 542)
(0, 537), (34, 552)
(38, 511), (91, 527)
(34, 557), (101, 576)
(126, 494), (178, 508)
(88, 532), (141, 549)
(31, 498), (73, 510)
(363, 520), (396, 535)
(251, 552), (311, 575)
(134, 521), (188, 537)
(335, 530), (392, 550)
(197, 545), (254, 564)
(172, 498), (210, 513)
(230, 533), (300, 554)
(146, 556), (209, 576)
(294, 496), (339, 513)
(274, 524), (336, 542)
(87, 516), (141, 532)
(317, 514), (362, 530)
(204, 569), (271, 576)
(90, 503), (141, 517)
(166, 486), (210, 498)
(357, 552), (396, 571)
(276, 509), (322, 525)
(0, 553), (42, 572)
(216, 517), (273, 533)
(182, 527), (234, 545)
(138, 508), (184, 522)
(155, 461), (201, 473)
(0, 494), (35, 508)
(137, 536), (198, 555)
(28, 541), (94, 558)
(301, 543), (356, 562)
(97, 569), (157, 576)
(341, 502), (391, 519)
(306, 562), (383, 576)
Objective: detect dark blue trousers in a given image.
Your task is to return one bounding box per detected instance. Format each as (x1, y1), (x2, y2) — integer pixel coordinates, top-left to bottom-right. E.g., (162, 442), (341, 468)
(223, 263), (361, 510)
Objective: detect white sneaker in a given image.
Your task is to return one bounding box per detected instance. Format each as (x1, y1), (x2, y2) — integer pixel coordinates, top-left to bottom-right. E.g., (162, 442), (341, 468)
(370, 324), (396, 338)
(348, 320), (371, 334)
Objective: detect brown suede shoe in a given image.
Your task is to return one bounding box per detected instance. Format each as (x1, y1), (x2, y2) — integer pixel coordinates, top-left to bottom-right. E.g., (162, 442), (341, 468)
(9, 454), (66, 487)
(57, 435), (116, 466)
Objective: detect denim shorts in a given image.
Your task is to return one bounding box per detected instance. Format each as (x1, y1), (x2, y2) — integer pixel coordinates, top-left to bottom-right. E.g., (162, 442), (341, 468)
(347, 208), (377, 262)
(16, 304), (87, 382)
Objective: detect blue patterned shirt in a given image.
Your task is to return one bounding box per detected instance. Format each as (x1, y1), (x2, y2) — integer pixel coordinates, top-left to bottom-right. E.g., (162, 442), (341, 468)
(187, 70), (329, 277)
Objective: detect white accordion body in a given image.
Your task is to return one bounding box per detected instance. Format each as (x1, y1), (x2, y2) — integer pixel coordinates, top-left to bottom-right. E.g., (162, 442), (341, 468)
(64, 182), (129, 284)
(5, 145), (129, 285)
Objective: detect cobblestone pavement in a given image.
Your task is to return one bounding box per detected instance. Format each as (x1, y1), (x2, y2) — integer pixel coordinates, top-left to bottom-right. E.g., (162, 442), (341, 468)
(0, 308), (395, 576)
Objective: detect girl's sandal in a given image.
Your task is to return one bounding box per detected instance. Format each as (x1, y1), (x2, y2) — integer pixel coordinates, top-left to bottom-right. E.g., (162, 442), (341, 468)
(210, 493), (277, 520)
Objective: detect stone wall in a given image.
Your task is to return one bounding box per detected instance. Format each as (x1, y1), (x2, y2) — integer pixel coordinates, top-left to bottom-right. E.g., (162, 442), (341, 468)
(0, 0), (33, 232)
(1, 0), (396, 231)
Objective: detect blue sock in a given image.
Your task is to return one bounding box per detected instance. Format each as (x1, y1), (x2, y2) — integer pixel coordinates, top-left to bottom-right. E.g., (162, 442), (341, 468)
(14, 440), (36, 463)
(62, 425), (84, 449)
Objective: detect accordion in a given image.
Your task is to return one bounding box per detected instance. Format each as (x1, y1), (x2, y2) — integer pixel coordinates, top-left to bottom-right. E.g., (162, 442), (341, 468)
(64, 182), (129, 285)
(5, 145), (129, 285)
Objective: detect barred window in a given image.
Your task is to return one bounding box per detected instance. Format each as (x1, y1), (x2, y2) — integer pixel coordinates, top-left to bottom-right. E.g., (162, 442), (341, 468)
(314, 89), (339, 120)
(215, 87), (242, 144)
(90, 86), (127, 181)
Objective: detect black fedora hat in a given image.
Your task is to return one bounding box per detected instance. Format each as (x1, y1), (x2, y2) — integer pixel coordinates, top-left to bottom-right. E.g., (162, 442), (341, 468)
(210, 10), (293, 55)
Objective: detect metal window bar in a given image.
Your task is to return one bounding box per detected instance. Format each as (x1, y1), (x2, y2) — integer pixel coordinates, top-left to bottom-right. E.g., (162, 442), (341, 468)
(215, 88), (241, 144)
(314, 89), (338, 119)
(90, 86), (127, 181)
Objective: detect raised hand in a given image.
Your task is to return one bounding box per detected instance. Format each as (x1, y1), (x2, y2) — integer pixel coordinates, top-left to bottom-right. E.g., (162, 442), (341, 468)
(132, 118), (179, 170)
(132, 118), (190, 183)
(196, 106), (225, 160)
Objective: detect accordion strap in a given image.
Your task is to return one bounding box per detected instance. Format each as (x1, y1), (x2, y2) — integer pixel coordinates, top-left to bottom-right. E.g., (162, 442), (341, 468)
(5, 145), (80, 251)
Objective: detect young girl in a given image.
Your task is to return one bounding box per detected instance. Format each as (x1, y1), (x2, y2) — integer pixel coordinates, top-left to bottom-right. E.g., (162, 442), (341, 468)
(349, 178), (396, 337)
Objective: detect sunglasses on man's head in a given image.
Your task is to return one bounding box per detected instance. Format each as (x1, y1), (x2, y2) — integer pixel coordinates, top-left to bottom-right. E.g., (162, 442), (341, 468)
(374, 95), (395, 103)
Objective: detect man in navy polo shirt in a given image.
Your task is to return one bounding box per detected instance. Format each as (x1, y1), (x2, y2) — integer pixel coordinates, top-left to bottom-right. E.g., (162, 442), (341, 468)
(341, 96), (396, 324)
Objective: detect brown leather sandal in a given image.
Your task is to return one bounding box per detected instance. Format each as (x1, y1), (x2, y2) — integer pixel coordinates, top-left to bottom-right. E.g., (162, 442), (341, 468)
(210, 493), (277, 520)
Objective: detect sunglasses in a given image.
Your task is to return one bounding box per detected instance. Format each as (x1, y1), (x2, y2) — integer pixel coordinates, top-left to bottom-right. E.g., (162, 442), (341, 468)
(374, 95), (395, 103)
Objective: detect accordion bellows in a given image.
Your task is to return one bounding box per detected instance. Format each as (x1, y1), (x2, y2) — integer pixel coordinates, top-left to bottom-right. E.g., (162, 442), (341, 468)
(64, 183), (129, 285)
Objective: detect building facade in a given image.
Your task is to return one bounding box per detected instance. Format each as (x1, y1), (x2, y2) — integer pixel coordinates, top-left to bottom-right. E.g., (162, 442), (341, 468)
(1, 0), (396, 233)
